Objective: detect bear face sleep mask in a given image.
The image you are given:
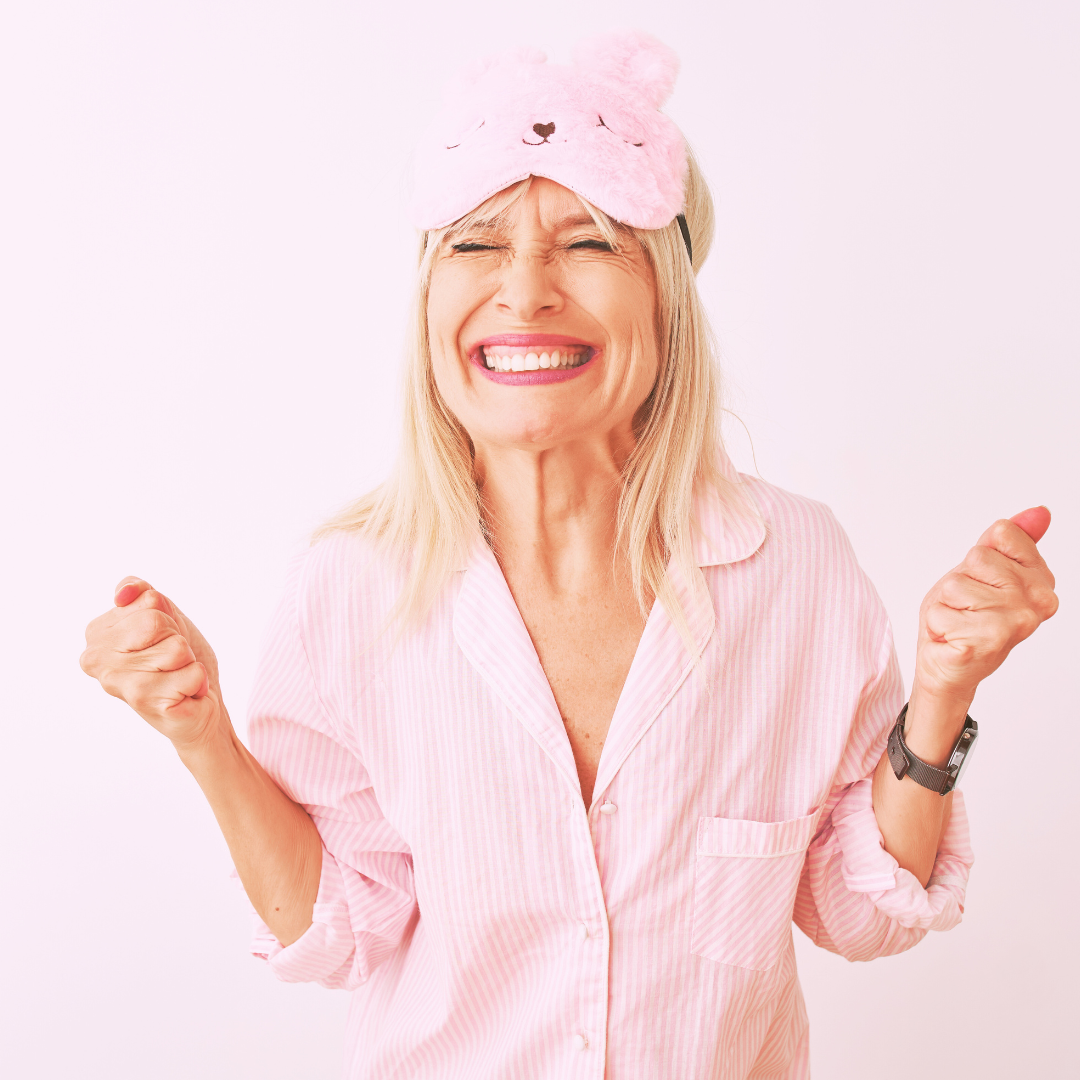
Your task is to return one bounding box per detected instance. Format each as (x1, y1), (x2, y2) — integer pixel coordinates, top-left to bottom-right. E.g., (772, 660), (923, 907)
(409, 30), (689, 235)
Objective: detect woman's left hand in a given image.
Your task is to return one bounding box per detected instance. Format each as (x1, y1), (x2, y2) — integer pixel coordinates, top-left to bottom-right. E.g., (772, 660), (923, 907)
(875, 506), (1059, 885)
(911, 506), (1059, 730)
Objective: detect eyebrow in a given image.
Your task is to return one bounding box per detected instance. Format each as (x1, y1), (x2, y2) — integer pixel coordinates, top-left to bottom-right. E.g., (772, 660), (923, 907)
(448, 213), (604, 236)
(449, 216), (503, 233)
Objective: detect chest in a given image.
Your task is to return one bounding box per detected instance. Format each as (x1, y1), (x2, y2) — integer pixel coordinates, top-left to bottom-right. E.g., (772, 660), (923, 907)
(501, 567), (647, 807)
(346, 562), (857, 845)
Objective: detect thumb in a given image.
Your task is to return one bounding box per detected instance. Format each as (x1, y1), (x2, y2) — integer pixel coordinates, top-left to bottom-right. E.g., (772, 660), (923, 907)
(1009, 505), (1051, 544)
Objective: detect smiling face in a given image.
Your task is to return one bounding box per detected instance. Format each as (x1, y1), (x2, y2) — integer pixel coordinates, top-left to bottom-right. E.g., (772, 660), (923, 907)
(427, 177), (659, 460)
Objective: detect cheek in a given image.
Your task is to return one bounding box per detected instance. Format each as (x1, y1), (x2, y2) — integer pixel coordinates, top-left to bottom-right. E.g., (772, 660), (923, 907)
(426, 272), (458, 351)
(601, 277), (658, 384)
(427, 265), (495, 359)
(426, 278), (471, 393)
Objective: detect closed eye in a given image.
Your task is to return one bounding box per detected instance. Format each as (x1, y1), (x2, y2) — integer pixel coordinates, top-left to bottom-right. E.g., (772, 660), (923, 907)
(568, 238), (615, 251)
(451, 242), (501, 252)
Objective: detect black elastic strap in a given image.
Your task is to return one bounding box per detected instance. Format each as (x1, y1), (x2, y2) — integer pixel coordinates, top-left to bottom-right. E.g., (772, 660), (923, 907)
(676, 213), (693, 263)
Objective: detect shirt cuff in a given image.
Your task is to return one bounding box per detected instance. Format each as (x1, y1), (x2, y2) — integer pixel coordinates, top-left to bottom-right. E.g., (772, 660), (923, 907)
(830, 778), (974, 931)
(246, 844), (357, 985)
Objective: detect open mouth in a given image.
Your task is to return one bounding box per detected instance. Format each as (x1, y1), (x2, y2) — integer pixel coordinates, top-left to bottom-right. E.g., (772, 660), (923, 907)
(468, 336), (599, 385)
(480, 345), (592, 372)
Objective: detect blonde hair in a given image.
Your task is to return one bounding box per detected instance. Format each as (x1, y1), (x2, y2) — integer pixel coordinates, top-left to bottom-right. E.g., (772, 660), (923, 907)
(316, 149), (737, 644)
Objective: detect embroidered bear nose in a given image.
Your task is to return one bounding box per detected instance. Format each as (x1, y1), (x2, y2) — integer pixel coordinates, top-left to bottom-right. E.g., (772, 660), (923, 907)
(533, 122), (556, 138)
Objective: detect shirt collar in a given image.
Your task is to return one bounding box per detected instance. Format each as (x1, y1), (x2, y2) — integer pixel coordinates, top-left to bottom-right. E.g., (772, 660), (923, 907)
(459, 450), (765, 573)
(691, 451), (767, 568)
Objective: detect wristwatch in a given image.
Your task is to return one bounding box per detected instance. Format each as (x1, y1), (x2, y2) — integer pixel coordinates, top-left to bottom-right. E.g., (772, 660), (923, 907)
(886, 703), (979, 795)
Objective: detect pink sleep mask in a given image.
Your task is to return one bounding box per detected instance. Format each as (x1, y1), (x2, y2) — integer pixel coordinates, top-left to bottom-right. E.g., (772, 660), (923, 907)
(410, 30), (688, 232)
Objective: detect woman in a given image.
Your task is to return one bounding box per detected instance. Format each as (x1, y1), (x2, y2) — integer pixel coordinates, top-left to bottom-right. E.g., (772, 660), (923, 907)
(80, 32), (1057, 1079)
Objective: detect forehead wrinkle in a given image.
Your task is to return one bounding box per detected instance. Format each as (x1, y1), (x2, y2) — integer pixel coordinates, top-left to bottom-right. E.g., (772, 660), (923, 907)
(542, 213), (602, 231)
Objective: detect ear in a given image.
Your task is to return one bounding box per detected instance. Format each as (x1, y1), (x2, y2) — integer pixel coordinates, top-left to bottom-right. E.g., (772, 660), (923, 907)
(445, 46), (547, 96)
(573, 30), (680, 108)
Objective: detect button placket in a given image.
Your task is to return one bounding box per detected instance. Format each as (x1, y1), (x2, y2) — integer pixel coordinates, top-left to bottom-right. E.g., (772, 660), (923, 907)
(571, 792), (609, 1074)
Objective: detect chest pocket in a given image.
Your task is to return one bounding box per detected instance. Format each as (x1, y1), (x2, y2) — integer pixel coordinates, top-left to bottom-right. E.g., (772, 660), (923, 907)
(690, 812), (818, 971)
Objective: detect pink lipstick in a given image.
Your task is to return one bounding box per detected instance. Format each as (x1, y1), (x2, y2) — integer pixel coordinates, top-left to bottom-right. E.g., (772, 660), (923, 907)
(468, 334), (600, 385)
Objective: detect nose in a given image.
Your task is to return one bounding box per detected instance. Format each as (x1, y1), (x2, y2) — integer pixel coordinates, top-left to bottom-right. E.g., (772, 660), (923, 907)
(496, 252), (563, 322)
(533, 122), (556, 138)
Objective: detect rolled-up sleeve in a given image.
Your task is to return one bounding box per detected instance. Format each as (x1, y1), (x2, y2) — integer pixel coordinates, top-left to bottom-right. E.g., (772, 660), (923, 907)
(795, 780), (973, 960)
(793, 614), (974, 961)
(240, 550), (417, 990)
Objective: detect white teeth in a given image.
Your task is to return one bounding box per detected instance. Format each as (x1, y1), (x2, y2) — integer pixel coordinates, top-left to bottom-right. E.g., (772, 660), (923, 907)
(481, 346), (588, 372)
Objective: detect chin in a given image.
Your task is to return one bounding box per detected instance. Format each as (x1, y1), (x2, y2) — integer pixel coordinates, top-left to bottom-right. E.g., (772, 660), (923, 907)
(485, 422), (575, 451)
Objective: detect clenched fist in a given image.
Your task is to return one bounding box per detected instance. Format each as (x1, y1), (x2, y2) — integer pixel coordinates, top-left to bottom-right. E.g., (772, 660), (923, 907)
(80, 579), (322, 943)
(80, 577), (227, 753)
(914, 506), (1059, 712)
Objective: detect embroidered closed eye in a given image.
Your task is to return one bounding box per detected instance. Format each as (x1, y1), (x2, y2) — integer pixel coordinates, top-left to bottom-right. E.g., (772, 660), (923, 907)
(597, 116), (643, 147)
(446, 120), (485, 150)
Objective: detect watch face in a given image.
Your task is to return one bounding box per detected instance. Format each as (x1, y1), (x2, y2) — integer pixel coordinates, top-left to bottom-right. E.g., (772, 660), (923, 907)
(949, 719), (979, 788)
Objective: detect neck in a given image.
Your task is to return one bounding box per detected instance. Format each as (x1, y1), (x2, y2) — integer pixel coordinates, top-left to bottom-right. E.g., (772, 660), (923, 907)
(474, 435), (632, 592)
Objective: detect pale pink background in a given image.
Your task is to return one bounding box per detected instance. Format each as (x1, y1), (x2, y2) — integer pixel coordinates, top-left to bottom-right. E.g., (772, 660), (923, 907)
(2, 2), (1076, 1077)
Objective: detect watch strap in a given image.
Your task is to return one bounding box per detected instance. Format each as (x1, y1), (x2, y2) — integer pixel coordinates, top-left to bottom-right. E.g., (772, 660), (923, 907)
(886, 703), (965, 795)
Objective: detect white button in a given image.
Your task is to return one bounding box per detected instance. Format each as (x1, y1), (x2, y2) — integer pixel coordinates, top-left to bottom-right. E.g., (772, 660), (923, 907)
(573, 1033), (588, 1051)
(580, 921), (590, 940)
(599, 802), (618, 815)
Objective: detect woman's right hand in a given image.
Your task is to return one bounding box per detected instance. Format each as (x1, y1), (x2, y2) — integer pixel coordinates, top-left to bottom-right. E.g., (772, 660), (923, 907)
(80, 577), (228, 753)
(81, 577), (322, 946)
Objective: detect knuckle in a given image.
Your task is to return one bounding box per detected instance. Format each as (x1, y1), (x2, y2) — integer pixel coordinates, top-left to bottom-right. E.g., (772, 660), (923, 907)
(142, 589), (174, 616)
(941, 573), (973, 603)
(98, 669), (127, 700)
(123, 609), (170, 651)
(1029, 585), (1054, 613)
(142, 609), (170, 633)
(159, 634), (191, 668)
(1001, 611), (1033, 642)
(121, 621), (156, 652)
(124, 673), (161, 713)
(954, 643), (976, 665)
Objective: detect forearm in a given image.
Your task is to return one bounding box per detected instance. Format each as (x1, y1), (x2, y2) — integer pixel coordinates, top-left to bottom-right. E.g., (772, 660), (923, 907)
(176, 717), (322, 947)
(871, 684), (967, 887)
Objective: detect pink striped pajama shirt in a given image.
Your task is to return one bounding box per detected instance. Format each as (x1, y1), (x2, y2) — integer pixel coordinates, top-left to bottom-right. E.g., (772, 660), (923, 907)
(243, 461), (972, 1079)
